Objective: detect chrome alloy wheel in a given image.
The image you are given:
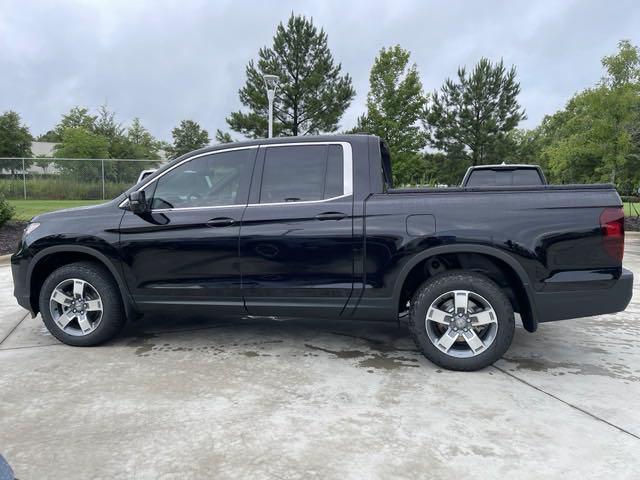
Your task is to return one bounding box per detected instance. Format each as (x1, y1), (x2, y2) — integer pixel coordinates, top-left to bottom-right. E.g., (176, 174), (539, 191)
(425, 290), (498, 358)
(49, 278), (104, 336)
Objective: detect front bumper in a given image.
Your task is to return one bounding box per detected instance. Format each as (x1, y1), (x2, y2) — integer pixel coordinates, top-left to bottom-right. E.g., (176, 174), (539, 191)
(534, 267), (634, 323)
(11, 251), (34, 315)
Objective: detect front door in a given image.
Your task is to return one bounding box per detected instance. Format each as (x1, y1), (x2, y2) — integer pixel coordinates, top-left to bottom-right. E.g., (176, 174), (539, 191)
(118, 146), (257, 315)
(240, 142), (355, 318)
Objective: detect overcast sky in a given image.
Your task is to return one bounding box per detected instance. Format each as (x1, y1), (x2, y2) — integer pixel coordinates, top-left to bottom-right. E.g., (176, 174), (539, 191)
(1, 0), (639, 142)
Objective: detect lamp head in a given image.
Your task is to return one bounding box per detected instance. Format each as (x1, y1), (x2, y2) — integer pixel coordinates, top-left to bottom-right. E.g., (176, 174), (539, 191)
(263, 74), (279, 91)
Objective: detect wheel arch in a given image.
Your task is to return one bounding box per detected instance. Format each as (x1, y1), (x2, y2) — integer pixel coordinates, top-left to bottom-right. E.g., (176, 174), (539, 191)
(28, 245), (138, 321)
(393, 244), (538, 332)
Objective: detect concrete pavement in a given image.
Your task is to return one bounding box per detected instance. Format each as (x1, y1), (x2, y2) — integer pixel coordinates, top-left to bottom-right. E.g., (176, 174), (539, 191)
(1, 238), (639, 479)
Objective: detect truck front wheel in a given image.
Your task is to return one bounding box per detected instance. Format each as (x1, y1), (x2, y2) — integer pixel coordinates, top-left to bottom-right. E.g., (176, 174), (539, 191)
(408, 271), (515, 371)
(39, 262), (126, 346)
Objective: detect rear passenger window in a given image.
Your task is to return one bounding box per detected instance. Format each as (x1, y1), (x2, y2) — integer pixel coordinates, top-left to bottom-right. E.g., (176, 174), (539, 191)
(259, 144), (345, 203)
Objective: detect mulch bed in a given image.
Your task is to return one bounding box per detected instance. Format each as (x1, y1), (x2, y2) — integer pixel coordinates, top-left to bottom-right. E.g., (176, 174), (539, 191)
(626, 217), (640, 232)
(0, 221), (27, 255)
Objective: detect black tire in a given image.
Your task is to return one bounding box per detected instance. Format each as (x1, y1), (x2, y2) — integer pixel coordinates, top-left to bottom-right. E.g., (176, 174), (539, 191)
(39, 261), (125, 346)
(408, 271), (515, 371)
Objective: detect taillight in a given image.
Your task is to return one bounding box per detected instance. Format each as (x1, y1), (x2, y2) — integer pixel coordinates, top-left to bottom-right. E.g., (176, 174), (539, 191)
(600, 207), (624, 262)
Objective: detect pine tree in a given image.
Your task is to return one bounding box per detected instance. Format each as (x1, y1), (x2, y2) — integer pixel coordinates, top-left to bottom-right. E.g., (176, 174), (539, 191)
(426, 58), (525, 166)
(225, 14), (355, 138)
(215, 129), (234, 144)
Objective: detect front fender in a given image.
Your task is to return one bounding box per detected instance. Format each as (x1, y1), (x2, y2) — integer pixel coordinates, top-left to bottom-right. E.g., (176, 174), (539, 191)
(26, 243), (138, 321)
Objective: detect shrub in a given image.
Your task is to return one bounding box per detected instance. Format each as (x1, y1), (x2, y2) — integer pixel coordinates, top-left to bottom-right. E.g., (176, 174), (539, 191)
(0, 194), (15, 227)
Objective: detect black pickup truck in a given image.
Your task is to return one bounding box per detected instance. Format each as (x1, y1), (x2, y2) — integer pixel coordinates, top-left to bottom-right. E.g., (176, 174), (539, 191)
(11, 135), (633, 370)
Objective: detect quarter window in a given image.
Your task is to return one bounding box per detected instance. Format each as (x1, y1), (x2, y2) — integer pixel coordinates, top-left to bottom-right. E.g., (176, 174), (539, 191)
(149, 149), (255, 209)
(259, 145), (345, 203)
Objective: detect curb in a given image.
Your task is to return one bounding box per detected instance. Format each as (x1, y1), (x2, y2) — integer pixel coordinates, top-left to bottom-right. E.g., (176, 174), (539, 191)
(0, 254), (10, 266)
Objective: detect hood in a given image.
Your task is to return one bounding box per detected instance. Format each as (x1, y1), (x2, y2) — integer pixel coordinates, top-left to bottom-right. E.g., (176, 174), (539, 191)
(31, 201), (118, 223)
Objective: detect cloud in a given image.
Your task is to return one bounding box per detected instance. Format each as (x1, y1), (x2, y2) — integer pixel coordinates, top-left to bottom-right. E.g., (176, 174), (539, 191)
(1, 0), (639, 141)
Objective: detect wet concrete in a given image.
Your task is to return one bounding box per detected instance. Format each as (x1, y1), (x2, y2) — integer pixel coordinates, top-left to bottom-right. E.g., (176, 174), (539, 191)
(0, 236), (639, 479)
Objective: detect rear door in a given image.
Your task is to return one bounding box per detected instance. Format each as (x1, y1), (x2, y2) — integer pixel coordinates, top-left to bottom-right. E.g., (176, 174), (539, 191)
(239, 142), (355, 318)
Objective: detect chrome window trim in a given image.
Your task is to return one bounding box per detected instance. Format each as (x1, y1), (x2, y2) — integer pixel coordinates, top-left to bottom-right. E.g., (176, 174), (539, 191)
(118, 145), (259, 209)
(119, 141), (353, 212)
(247, 193), (352, 207)
(149, 204), (247, 213)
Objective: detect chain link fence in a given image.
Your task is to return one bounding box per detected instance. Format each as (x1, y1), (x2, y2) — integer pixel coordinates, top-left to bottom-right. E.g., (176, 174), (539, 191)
(0, 157), (163, 200)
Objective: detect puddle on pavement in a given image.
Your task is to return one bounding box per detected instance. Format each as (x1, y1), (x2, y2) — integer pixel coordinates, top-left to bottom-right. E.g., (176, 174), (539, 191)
(126, 332), (157, 356)
(304, 343), (365, 359)
(358, 354), (419, 370)
(502, 355), (640, 382)
(304, 342), (420, 370)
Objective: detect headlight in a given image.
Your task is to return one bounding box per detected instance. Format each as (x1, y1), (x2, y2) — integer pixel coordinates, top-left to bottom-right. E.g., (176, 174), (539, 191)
(24, 223), (40, 236)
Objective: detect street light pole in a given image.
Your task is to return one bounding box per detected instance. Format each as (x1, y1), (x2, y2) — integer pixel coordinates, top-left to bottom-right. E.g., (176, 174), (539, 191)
(263, 74), (279, 138)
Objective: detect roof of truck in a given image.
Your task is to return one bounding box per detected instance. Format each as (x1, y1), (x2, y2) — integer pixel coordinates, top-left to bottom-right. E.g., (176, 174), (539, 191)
(185, 134), (375, 157)
(467, 164), (542, 170)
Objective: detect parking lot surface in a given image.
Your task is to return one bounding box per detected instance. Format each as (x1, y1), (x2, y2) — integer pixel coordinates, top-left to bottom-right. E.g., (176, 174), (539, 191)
(1, 237), (639, 479)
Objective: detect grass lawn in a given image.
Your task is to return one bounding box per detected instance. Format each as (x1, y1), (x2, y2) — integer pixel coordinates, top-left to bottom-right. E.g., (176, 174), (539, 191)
(624, 202), (640, 217)
(9, 199), (106, 221)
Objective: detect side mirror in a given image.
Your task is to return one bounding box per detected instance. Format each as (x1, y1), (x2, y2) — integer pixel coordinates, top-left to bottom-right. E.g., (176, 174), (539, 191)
(128, 190), (148, 214)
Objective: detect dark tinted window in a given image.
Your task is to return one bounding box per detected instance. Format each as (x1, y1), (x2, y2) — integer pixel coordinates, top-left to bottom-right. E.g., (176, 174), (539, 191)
(150, 149), (254, 209)
(465, 168), (542, 187)
(260, 145), (345, 203)
(512, 169), (543, 185)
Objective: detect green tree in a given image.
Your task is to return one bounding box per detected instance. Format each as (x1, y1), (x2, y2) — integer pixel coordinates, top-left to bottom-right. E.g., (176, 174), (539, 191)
(53, 107), (161, 184)
(0, 111), (33, 175)
(353, 45), (428, 185)
(94, 105), (125, 144)
(168, 120), (209, 159)
(215, 129), (234, 144)
(36, 130), (61, 142)
(107, 115), (161, 183)
(422, 148), (469, 186)
(54, 107), (97, 137)
(426, 58), (526, 167)
(500, 128), (543, 165)
(602, 40), (640, 87)
(54, 128), (109, 159)
(225, 14), (355, 138)
(54, 127), (109, 185)
(538, 40), (640, 191)
(127, 118), (161, 159)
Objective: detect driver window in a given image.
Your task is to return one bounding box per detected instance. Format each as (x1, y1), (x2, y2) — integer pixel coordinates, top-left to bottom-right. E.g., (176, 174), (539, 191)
(149, 149), (255, 209)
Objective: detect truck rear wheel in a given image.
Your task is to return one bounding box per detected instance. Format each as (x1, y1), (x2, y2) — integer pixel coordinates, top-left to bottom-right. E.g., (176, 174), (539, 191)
(39, 262), (125, 346)
(408, 271), (515, 371)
